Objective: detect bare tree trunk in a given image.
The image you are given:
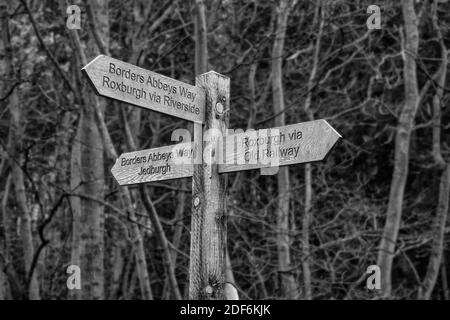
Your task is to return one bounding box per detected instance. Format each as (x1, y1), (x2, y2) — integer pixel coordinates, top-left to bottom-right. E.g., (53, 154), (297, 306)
(139, 185), (181, 300)
(225, 250), (239, 299)
(272, 0), (297, 299)
(68, 0), (108, 300)
(69, 118), (82, 299)
(129, 202), (153, 300)
(127, 266), (138, 298)
(195, 0), (208, 76)
(0, 4), (12, 300)
(44, 108), (71, 289)
(417, 0), (449, 299)
(0, 176), (12, 300)
(377, 0), (420, 298)
(120, 87), (176, 300)
(0, 253), (10, 299)
(419, 165), (450, 299)
(302, 163), (312, 299)
(1, 1), (40, 300)
(117, 84), (154, 301)
(301, 0), (324, 300)
(109, 230), (126, 300)
(10, 52), (41, 303)
(162, 180), (187, 299)
(125, 0), (178, 149)
(271, 0), (299, 299)
(441, 257), (449, 300)
(69, 15), (153, 298)
(430, 0), (447, 168)
(71, 103), (105, 300)
(121, 248), (135, 299)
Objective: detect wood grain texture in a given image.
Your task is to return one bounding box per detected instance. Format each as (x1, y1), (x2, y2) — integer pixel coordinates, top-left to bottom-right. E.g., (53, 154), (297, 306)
(219, 119), (341, 173)
(111, 119), (340, 186)
(82, 55), (205, 123)
(189, 71), (230, 300)
(111, 142), (194, 185)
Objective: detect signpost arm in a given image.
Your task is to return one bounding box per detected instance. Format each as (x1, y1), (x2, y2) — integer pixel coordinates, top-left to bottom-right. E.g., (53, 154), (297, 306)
(189, 71), (230, 300)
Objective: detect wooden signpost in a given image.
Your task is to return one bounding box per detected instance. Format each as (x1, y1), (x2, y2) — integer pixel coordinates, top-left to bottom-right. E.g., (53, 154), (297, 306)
(83, 55), (342, 300)
(220, 119), (341, 173)
(82, 55), (205, 123)
(111, 142), (194, 186)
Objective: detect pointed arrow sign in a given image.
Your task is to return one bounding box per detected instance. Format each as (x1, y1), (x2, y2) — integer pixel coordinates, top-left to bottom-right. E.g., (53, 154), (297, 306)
(110, 120), (341, 185)
(111, 142), (194, 186)
(218, 119), (341, 173)
(82, 55), (205, 123)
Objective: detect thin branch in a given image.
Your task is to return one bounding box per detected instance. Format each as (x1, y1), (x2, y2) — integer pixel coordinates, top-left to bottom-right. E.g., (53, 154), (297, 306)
(139, 185), (182, 300)
(20, 0), (75, 93)
(84, 0), (108, 55)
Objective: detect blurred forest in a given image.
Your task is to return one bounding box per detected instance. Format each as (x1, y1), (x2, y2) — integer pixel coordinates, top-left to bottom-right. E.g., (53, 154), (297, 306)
(0, 0), (450, 300)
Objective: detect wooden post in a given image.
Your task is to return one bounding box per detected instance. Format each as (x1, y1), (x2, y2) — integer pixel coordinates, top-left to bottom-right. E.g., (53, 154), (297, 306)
(189, 71), (230, 300)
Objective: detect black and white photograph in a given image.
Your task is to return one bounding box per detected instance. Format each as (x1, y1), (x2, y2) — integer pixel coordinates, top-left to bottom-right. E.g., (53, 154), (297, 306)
(0, 0), (449, 312)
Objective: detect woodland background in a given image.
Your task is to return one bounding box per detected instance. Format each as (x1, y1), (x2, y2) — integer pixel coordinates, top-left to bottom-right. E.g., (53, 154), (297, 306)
(0, 0), (450, 300)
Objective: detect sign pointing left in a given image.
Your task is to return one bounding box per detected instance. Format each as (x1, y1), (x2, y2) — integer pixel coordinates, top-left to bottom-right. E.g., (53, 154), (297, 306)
(82, 55), (205, 123)
(111, 142), (194, 186)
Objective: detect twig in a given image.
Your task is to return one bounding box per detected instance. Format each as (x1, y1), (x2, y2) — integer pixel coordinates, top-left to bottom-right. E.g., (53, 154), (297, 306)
(20, 0), (75, 93)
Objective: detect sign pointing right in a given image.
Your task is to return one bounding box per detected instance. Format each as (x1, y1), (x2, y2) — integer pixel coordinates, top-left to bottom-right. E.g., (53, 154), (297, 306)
(219, 119), (341, 173)
(110, 119), (341, 185)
